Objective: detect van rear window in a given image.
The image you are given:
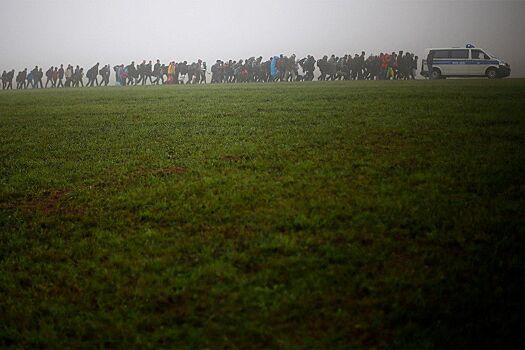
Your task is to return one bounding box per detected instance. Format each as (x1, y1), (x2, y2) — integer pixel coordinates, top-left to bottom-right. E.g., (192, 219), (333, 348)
(432, 50), (449, 59)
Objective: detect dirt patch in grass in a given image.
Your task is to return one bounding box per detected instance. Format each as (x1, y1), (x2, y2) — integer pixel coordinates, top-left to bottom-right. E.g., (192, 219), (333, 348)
(135, 166), (188, 177)
(221, 155), (251, 162)
(0, 189), (84, 216)
(150, 167), (187, 176)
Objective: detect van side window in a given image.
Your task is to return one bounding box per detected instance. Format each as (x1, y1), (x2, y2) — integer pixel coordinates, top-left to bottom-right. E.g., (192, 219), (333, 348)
(450, 50), (469, 59)
(432, 50), (449, 59)
(472, 50), (490, 59)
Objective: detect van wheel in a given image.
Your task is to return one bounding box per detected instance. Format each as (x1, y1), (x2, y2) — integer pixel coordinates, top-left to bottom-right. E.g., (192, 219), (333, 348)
(431, 69), (441, 80)
(486, 68), (497, 79)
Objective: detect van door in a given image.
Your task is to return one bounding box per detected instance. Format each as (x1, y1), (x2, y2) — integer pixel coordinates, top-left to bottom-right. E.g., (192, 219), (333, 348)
(448, 49), (469, 76)
(470, 49), (493, 76)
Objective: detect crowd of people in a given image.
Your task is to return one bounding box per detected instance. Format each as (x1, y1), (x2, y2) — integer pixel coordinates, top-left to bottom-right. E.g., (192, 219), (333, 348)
(1, 50), (419, 90)
(0, 63), (111, 90)
(209, 51), (418, 83)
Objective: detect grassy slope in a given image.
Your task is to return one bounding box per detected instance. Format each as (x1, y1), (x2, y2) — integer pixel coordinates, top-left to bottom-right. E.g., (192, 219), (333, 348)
(1, 80), (524, 348)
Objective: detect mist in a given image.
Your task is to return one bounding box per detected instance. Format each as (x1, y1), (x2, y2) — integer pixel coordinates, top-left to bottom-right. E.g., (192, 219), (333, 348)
(1, 0), (524, 77)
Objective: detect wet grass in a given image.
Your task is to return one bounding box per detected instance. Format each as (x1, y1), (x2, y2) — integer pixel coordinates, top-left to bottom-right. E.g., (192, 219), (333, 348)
(1, 79), (524, 348)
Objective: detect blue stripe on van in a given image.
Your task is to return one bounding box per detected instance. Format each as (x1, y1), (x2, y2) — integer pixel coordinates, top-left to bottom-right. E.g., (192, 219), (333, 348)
(433, 59), (499, 65)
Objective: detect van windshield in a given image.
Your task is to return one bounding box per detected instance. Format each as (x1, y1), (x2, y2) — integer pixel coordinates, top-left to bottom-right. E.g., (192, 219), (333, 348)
(483, 50), (497, 59)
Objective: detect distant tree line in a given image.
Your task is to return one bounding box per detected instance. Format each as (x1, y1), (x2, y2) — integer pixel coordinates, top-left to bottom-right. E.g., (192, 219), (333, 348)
(1, 50), (418, 90)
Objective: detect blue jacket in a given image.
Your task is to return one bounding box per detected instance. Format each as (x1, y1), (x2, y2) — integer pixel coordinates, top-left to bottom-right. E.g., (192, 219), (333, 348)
(271, 56), (279, 77)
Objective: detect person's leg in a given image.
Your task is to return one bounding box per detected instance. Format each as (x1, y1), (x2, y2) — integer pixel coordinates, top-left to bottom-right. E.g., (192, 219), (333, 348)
(427, 63), (432, 79)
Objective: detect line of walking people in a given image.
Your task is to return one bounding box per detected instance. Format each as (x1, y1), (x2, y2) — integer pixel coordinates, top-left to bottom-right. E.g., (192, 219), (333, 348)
(1, 49), (420, 90)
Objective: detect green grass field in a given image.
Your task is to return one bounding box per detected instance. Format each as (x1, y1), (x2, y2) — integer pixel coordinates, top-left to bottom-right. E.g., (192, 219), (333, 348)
(1, 80), (524, 348)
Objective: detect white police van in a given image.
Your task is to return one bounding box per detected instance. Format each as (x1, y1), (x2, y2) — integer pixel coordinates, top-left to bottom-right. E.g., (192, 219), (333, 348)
(421, 45), (511, 79)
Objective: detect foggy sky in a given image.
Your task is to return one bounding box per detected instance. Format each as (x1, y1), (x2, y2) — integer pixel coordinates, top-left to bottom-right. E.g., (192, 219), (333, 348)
(1, 0), (525, 77)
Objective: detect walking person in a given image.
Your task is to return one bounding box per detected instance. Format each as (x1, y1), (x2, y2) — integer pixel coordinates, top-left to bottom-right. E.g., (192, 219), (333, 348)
(99, 64), (110, 86)
(57, 64), (64, 87)
(200, 61), (206, 84)
(36, 68), (44, 88)
(51, 67), (58, 87)
(426, 51), (434, 80)
(45, 66), (54, 88)
(29, 66), (39, 88)
(26, 70), (33, 89)
(86, 63), (99, 87)
(16, 69), (27, 89)
(153, 59), (163, 84)
(5, 70), (14, 89)
(79, 68), (84, 87)
(411, 55), (418, 80)
(145, 60), (153, 84)
(136, 60), (146, 85)
(73, 66), (84, 87)
(65, 64), (73, 87)
(1, 71), (6, 90)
